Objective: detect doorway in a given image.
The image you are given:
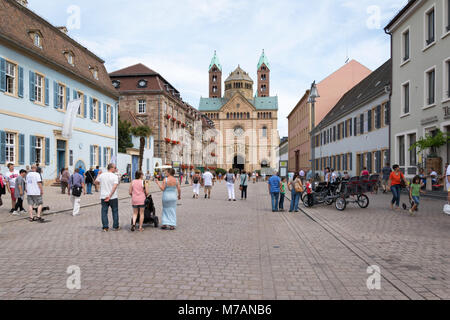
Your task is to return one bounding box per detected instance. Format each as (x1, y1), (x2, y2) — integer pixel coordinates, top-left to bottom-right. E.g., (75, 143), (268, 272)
(233, 155), (245, 172)
(56, 140), (66, 175)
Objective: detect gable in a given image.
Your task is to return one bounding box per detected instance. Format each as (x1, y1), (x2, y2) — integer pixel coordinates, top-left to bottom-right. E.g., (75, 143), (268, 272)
(220, 92), (256, 113)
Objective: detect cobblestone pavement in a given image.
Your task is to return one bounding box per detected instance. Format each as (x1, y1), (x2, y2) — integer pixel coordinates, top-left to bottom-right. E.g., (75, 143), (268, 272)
(0, 181), (448, 300)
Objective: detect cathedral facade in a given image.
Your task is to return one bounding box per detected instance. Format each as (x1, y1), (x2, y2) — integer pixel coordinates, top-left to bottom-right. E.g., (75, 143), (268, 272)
(199, 51), (279, 173)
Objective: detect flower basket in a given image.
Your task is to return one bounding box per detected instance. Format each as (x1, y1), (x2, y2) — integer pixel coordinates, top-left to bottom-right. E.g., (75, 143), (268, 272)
(181, 123), (186, 128)
(171, 117), (176, 122)
(177, 120), (181, 125)
(165, 114), (171, 120)
(171, 140), (177, 145)
(164, 138), (171, 143)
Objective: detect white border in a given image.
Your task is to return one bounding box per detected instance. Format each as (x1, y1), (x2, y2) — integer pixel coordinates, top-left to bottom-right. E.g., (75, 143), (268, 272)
(444, 57), (450, 103)
(423, 65), (437, 109)
(423, 3), (436, 52)
(400, 26), (411, 67)
(400, 80), (411, 117)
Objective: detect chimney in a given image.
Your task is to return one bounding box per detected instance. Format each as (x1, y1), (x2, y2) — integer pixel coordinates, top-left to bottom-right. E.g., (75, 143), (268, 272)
(57, 26), (69, 34)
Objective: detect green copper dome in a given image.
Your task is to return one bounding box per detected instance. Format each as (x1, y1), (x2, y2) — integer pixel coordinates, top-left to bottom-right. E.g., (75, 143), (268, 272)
(257, 49), (270, 71)
(209, 51), (222, 72)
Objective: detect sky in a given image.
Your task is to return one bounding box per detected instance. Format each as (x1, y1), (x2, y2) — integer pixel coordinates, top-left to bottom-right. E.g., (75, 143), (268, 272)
(28, 0), (407, 137)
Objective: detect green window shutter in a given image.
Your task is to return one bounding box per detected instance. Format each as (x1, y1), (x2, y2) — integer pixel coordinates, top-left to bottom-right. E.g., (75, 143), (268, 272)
(73, 89), (77, 100)
(18, 66), (24, 98)
(0, 131), (6, 164)
(90, 145), (93, 167)
(103, 147), (107, 167)
(103, 103), (107, 124)
(45, 138), (50, 166)
(83, 95), (87, 118)
(0, 58), (5, 92)
(368, 110), (372, 132)
(29, 71), (35, 101)
(19, 134), (25, 165)
(45, 78), (49, 106)
(53, 81), (58, 108)
(110, 105), (114, 126)
(98, 147), (102, 167)
(30, 135), (36, 164)
(89, 97), (93, 120)
(98, 100), (102, 123)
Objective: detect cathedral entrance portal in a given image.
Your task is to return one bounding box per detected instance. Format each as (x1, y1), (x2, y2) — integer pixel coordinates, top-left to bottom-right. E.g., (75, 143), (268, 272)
(233, 155), (245, 172)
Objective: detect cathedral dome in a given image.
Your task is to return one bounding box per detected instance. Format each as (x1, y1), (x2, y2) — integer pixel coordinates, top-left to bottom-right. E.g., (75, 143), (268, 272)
(225, 65), (253, 82)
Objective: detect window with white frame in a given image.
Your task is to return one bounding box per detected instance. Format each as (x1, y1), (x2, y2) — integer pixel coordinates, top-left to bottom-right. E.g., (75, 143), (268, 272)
(67, 53), (74, 66)
(35, 73), (44, 104)
(384, 103), (390, 126)
(76, 91), (84, 116)
(93, 99), (99, 121)
(5, 61), (16, 95)
(262, 126), (267, 138)
(445, 59), (450, 99)
(402, 82), (410, 114)
(35, 137), (43, 164)
(425, 6), (435, 45)
(426, 68), (435, 106)
(408, 133), (417, 166)
(93, 146), (99, 166)
(138, 100), (146, 114)
(105, 104), (111, 125)
(5, 132), (15, 164)
(57, 83), (65, 110)
(402, 29), (410, 62)
(34, 33), (41, 48)
(106, 147), (112, 165)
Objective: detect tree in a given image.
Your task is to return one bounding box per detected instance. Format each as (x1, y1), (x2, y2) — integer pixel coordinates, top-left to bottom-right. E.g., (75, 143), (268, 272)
(118, 116), (133, 153)
(409, 129), (450, 158)
(130, 126), (152, 172)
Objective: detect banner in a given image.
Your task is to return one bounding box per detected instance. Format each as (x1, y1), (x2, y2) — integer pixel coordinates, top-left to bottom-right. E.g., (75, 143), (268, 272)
(62, 98), (82, 139)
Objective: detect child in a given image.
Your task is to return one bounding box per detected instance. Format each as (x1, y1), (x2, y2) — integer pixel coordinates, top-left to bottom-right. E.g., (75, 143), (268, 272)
(305, 179), (313, 207)
(409, 175), (425, 215)
(279, 177), (287, 211)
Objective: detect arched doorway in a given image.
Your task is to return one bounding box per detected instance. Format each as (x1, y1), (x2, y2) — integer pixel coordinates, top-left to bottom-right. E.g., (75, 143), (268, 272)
(233, 155), (245, 172)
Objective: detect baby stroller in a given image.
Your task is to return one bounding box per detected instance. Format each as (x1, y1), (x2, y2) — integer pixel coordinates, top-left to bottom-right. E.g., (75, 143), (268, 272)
(131, 195), (159, 228)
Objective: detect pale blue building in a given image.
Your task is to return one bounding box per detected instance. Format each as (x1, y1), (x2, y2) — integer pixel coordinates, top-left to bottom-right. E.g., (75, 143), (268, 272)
(0, 0), (118, 183)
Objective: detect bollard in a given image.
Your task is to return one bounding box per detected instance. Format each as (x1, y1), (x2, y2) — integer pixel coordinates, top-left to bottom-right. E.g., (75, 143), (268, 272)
(426, 177), (433, 192)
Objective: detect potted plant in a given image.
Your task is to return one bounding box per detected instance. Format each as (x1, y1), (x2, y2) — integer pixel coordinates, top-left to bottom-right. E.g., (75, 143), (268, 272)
(165, 114), (171, 120)
(410, 129), (450, 175)
(164, 138), (171, 143)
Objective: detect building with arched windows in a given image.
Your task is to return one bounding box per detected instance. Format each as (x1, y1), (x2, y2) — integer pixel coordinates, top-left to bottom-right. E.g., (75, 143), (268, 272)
(199, 51), (279, 173)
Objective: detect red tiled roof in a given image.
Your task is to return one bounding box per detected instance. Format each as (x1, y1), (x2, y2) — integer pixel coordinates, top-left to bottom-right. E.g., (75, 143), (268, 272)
(109, 63), (158, 77)
(0, 0), (118, 98)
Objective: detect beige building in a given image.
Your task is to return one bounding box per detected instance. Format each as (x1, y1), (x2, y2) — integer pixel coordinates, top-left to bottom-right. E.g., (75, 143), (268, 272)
(199, 51), (279, 173)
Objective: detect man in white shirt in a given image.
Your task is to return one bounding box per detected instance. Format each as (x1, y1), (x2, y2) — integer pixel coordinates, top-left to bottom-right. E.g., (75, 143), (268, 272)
(5, 163), (20, 214)
(95, 163), (120, 232)
(26, 165), (45, 223)
(202, 168), (214, 199)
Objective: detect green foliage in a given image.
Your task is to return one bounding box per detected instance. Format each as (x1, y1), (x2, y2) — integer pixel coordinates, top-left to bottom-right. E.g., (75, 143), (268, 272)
(118, 116), (133, 153)
(215, 168), (227, 176)
(130, 125), (152, 172)
(409, 129), (450, 157)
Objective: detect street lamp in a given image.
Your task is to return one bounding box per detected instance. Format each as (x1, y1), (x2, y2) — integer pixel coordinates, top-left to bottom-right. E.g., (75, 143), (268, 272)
(308, 81), (320, 182)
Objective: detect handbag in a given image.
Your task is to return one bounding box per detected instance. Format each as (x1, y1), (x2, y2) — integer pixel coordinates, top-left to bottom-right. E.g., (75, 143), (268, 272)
(294, 180), (304, 193)
(71, 176), (82, 197)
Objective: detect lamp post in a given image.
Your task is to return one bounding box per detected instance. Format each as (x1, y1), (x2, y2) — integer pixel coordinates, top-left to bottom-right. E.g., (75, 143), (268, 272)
(308, 81), (320, 182)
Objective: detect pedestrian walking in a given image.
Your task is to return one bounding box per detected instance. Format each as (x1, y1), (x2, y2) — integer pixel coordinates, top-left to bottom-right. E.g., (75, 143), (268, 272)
(361, 167), (370, 177)
(202, 168), (214, 199)
(85, 167), (95, 195)
(95, 164), (120, 232)
(381, 163), (392, 193)
(279, 177), (287, 211)
(78, 166), (85, 178)
(156, 169), (181, 231)
(225, 169), (236, 201)
(240, 170), (248, 200)
(26, 165), (45, 223)
(288, 174), (302, 212)
(94, 166), (100, 192)
(409, 175), (425, 215)
(60, 168), (70, 194)
(252, 172), (256, 184)
(192, 170), (201, 199)
(12, 169), (27, 215)
(68, 168), (85, 216)
(5, 163), (19, 214)
(388, 164), (407, 211)
(268, 172), (282, 212)
(129, 171), (148, 232)
(0, 172), (5, 207)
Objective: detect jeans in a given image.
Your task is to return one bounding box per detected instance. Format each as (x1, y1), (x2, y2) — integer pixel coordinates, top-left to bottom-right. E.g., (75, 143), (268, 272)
(101, 198), (119, 229)
(270, 192), (280, 211)
(241, 185), (248, 199)
(391, 185), (401, 207)
(86, 183), (93, 194)
(279, 193), (285, 210)
(290, 190), (300, 212)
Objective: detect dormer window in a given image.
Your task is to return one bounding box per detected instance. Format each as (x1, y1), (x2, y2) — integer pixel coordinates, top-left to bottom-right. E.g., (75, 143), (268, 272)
(63, 50), (75, 66)
(89, 66), (99, 80)
(112, 80), (120, 89)
(68, 53), (73, 65)
(28, 30), (43, 48)
(34, 33), (41, 47)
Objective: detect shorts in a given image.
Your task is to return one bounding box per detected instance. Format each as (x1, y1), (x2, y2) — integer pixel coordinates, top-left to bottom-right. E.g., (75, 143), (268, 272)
(27, 195), (43, 207)
(204, 186), (212, 190)
(412, 196), (420, 205)
(132, 205), (145, 209)
(10, 188), (16, 201)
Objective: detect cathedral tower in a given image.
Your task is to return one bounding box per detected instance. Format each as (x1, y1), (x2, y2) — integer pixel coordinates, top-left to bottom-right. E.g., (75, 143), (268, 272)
(209, 51), (222, 98)
(257, 50), (270, 97)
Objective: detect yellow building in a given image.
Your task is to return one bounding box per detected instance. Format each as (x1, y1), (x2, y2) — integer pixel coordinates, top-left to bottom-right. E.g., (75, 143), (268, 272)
(199, 51), (279, 173)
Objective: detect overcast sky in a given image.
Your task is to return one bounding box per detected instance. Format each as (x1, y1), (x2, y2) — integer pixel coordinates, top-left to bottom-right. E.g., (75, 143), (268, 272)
(29, 0), (407, 137)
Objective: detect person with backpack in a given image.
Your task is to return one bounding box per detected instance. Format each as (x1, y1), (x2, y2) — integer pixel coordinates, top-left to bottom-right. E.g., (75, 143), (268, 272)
(268, 172), (282, 212)
(192, 170), (201, 199)
(240, 170), (249, 200)
(85, 167), (96, 195)
(388, 164), (407, 211)
(68, 168), (85, 217)
(129, 171), (148, 232)
(288, 174), (303, 212)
